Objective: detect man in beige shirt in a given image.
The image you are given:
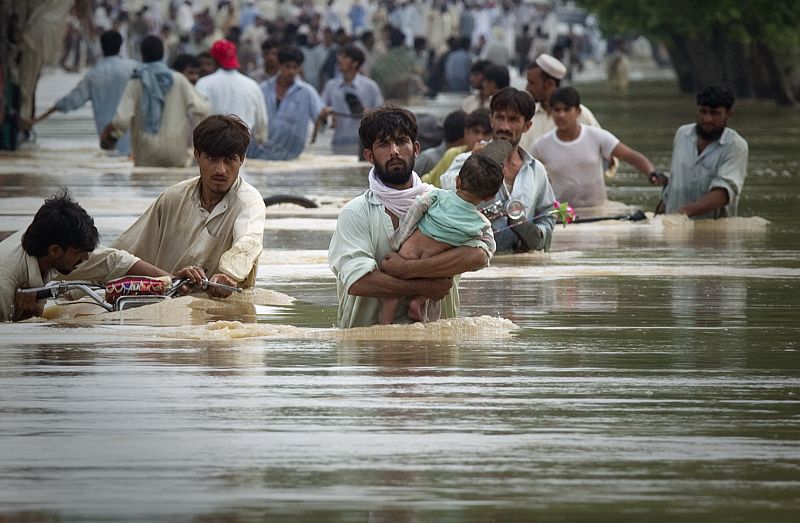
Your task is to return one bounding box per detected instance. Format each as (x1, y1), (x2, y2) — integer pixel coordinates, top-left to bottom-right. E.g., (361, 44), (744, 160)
(100, 35), (209, 167)
(112, 115), (267, 298)
(0, 192), (168, 322)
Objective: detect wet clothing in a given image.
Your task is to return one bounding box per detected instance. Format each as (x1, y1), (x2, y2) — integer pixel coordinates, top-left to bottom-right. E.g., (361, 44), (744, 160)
(0, 231), (138, 322)
(391, 189), (495, 255)
(328, 188), (491, 329)
(531, 125), (619, 208)
(662, 124), (749, 218)
(111, 71), (209, 167)
(441, 145), (556, 251)
(196, 69), (268, 143)
(320, 73), (383, 155)
(53, 55), (139, 156)
(248, 76), (324, 160)
(112, 176), (266, 287)
(519, 102), (600, 152)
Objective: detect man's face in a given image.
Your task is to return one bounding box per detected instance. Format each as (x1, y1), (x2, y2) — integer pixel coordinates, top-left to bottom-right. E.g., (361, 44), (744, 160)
(263, 48), (279, 71)
(464, 125), (492, 149)
(551, 102), (581, 132)
(525, 67), (551, 103)
(469, 71), (484, 90)
(279, 61), (301, 83)
(199, 56), (216, 76)
(363, 134), (420, 187)
(181, 66), (200, 84)
(51, 246), (90, 275)
(491, 108), (532, 146)
(695, 105), (730, 141)
(337, 53), (357, 74)
(195, 150), (242, 197)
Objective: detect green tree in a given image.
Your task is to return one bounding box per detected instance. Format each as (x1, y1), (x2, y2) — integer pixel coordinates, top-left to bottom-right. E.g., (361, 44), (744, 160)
(577, 0), (800, 105)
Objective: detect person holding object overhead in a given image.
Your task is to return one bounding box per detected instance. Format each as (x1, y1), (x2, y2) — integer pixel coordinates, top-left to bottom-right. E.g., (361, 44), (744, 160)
(657, 85), (748, 218)
(530, 86), (662, 210)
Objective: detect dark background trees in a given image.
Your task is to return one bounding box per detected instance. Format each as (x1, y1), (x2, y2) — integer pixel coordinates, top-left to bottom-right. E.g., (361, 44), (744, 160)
(577, 0), (800, 106)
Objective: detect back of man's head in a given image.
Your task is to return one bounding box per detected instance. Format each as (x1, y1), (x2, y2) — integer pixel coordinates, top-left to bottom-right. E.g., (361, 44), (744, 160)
(442, 110), (467, 144)
(193, 114), (251, 160)
(483, 64), (510, 90)
(22, 191), (99, 257)
(490, 87), (536, 121)
(277, 45), (304, 65)
(697, 85), (735, 110)
(100, 30), (123, 57)
(359, 107), (417, 149)
(140, 35), (165, 63)
(550, 86), (581, 109)
(458, 154), (503, 200)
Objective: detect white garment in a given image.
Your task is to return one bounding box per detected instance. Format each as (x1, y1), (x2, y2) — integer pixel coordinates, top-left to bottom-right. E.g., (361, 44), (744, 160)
(196, 69), (268, 142)
(519, 102), (600, 152)
(367, 169), (431, 220)
(531, 125), (619, 208)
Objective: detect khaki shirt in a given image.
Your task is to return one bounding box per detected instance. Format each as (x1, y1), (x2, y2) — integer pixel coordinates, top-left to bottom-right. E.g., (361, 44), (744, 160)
(112, 176), (266, 286)
(1, 230), (139, 321)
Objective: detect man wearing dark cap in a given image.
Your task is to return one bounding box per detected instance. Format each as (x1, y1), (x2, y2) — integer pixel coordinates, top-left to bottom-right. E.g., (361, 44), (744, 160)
(657, 85), (749, 218)
(519, 53), (601, 152)
(196, 39), (267, 144)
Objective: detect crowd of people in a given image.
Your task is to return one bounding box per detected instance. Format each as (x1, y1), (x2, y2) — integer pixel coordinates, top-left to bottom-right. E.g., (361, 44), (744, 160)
(2, 1), (749, 328)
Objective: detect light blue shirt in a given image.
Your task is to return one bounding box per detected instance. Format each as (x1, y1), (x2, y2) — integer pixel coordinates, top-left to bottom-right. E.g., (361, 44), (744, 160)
(55, 55), (139, 155)
(663, 124), (749, 218)
(321, 73), (383, 152)
(441, 145), (556, 251)
(252, 76), (324, 160)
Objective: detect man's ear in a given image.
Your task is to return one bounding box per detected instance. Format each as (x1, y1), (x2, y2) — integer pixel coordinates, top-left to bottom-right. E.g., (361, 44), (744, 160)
(523, 119), (533, 133)
(193, 148), (200, 161)
(413, 140), (421, 157)
(363, 148), (374, 165)
(47, 244), (63, 259)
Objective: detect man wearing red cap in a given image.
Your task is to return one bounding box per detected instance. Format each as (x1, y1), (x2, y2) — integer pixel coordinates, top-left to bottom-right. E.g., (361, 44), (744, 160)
(196, 39), (268, 144)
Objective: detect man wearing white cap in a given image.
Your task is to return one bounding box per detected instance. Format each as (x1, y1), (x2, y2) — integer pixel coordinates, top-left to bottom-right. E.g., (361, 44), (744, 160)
(518, 53), (601, 152)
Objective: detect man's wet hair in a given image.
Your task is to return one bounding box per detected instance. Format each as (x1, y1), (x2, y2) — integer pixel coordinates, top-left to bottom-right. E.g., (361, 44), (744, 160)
(549, 86), (581, 109)
(465, 108), (492, 133)
(140, 35), (165, 63)
(193, 114), (251, 159)
(100, 30), (123, 57)
(484, 64), (510, 89)
(470, 59), (491, 75)
(458, 154), (503, 200)
(277, 45), (304, 65)
(442, 110), (466, 143)
(339, 44), (366, 67)
(490, 87), (536, 121)
(697, 85), (736, 110)
(22, 190), (99, 257)
(359, 107), (418, 149)
(172, 53), (200, 72)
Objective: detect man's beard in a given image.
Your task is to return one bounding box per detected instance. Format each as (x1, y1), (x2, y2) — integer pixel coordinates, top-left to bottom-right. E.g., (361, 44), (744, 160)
(695, 123), (724, 142)
(374, 157), (415, 186)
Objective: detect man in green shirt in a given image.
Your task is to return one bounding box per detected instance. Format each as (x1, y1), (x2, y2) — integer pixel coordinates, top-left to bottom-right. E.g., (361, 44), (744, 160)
(328, 107), (493, 328)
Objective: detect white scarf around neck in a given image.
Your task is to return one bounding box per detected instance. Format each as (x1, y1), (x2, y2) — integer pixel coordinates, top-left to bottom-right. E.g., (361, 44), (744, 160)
(368, 167), (431, 219)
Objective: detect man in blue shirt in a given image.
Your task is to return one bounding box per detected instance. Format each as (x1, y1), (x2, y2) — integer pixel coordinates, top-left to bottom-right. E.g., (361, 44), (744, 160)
(247, 46), (325, 161)
(319, 44), (384, 156)
(28, 30), (139, 156)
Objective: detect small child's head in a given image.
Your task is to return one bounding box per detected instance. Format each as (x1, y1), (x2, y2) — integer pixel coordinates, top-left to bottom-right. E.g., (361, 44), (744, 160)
(457, 154), (504, 201)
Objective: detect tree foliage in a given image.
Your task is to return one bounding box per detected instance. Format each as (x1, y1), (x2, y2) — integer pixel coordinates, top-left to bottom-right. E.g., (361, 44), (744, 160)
(577, 0), (800, 105)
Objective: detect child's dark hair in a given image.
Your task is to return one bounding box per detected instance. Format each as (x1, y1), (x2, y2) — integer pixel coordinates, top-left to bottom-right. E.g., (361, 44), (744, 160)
(696, 85), (736, 110)
(22, 190), (99, 257)
(549, 86), (581, 109)
(458, 155), (503, 200)
(359, 106), (417, 149)
(193, 114), (251, 159)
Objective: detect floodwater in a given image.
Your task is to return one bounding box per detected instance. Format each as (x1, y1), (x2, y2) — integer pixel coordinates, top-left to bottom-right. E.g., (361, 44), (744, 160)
(1, 71), (799, 521)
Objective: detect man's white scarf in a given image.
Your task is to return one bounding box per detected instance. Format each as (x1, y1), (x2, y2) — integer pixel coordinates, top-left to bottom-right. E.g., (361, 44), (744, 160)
(368, 167), (431, 219)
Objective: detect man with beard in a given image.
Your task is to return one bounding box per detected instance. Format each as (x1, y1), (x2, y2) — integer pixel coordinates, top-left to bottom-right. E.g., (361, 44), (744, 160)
(328, 107), (493, 328)
(0, 192), (169, 321)
(440, 87), (556, 253)
(657, 85), (748, 218)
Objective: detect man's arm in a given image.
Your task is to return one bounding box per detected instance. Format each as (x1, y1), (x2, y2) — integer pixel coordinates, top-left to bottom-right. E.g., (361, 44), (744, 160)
(675, 187), (729, 217)
(380, 245), (487, 280)
(213, 189), (267, 297)
(612, 142), (654, 177)
(349, 270), (452, 300)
